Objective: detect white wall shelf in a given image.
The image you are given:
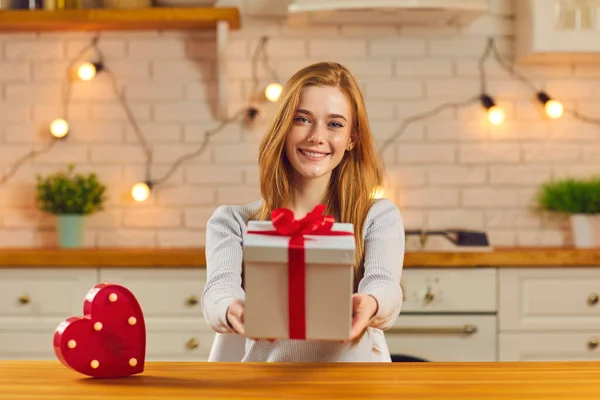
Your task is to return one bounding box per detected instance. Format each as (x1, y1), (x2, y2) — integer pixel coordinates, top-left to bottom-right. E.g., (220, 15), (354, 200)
(517, 0), (600, 63)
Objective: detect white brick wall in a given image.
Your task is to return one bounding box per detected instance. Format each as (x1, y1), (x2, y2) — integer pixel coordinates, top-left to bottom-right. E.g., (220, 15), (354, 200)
(0, 0), (598, 249)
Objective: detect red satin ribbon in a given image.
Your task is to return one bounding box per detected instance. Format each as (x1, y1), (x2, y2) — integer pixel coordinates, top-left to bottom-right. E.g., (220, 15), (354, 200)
(246, 204), (353, 339)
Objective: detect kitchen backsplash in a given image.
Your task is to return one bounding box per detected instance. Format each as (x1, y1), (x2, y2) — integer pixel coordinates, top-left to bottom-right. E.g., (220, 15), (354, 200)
(1, 0), (598, 248)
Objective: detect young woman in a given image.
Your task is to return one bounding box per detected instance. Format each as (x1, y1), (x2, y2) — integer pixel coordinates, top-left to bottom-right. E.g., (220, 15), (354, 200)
(202, 61), (404, 362)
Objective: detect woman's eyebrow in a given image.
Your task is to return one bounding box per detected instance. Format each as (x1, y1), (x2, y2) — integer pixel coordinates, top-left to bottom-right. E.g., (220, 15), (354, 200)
(296, 109), (347, 121)
(329, 113), (347, 121)
(296, 108), (313, 116)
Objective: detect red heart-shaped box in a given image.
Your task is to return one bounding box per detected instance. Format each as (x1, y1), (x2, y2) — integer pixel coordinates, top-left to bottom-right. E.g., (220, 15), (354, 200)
(53, 283), (146, 379)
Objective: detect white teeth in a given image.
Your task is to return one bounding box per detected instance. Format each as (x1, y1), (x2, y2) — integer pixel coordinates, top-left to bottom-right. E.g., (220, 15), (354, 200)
(300, 149), (327, 158)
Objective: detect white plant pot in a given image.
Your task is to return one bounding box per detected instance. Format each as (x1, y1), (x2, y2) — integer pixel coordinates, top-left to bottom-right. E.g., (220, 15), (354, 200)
(570, 214), (600, 248)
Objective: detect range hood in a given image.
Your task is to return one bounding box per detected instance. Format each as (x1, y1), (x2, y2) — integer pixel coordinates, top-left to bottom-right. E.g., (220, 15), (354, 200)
(287, 0), (490, 26)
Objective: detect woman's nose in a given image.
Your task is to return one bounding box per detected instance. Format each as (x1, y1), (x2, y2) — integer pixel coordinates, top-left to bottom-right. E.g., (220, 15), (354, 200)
(306, 123), (326, 144)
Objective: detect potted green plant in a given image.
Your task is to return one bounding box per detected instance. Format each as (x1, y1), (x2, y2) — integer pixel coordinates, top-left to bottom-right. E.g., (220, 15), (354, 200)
(536, 176), (600, 248)
(36, 164), (107, 248)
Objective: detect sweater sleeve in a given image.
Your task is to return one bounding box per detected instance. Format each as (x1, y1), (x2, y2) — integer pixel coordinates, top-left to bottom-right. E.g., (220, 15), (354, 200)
(358, 198), (405, 331)
(201, 205), (247, 334)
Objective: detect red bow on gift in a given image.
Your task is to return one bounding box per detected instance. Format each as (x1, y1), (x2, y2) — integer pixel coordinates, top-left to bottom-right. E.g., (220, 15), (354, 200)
(271, 204), (335, 236)
(247, 204), (353, 340)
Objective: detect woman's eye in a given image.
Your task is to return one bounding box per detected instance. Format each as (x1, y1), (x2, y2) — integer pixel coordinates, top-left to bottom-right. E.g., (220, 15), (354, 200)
(329, 121), (344, 128)
(294, 116), (309, 123)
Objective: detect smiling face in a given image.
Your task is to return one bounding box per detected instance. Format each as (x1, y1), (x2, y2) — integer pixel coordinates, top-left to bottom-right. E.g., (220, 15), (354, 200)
(284, 85), (355, 184)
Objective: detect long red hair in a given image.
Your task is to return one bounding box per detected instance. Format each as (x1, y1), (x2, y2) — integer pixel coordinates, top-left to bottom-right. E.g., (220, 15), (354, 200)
(250, 61), (384, 290)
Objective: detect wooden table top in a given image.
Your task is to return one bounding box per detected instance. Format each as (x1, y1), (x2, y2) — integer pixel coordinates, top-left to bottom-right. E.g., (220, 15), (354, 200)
(1, 247), (600, 268)
(1, 361), (599, 399)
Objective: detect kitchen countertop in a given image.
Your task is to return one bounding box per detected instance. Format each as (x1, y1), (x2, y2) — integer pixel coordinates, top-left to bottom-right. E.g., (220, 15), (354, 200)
(0, 360), (598, 399)
(1, 247), (600, 268)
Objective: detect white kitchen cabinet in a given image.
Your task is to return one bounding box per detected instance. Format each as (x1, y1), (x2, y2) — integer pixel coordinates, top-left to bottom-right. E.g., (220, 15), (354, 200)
(0, 267), (212, 362)
(499, 332), (600, 361)
(387, 315), (497, 362)
(393, 268), (498, 362)
(1, 264), (600, 363)
(498, 268), (600, 331)
(400, 268), (497, 314)
(498, 268), (600, 361)
(516, 0), (600, 63)
(0, 268), (98, 360)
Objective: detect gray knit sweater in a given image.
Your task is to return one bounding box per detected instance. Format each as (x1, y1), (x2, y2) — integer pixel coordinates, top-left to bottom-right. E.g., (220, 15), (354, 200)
(201, 198), (405, 362)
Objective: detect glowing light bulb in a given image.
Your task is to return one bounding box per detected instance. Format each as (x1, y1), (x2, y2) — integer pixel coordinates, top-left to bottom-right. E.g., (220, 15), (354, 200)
(131, 182), (151, 202)
(265, 83), (282, 102)
(487, 106), (505, 125)
(371, 186), (386, 199)
(544, 99), (564, 119)
(50, 118), (69, 138)
(77, 62), (97, 81)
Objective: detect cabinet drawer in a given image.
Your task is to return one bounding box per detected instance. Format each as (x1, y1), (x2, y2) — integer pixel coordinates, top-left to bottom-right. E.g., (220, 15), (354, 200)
(0, 330), (214, 362)
(386, 315), (497, 362)
(0, 269), (97, 317)
(0, 318), (215, 361)
(400, 268), (497, 313)
(499, 269), (600, 331)
(0, 331), (55, 360)
(0, 319), (61, 360)
(145, 319), (213, 361)
(98, 269), (207, 318)
(146, 330), (213, 361)
(499, 332), (600, 362)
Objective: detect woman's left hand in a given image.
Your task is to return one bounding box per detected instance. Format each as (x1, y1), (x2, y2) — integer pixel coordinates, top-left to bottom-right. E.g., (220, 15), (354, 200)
(348, 293), (378, 341)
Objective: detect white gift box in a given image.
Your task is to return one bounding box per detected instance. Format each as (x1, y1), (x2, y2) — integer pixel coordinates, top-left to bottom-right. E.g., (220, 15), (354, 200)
(242, 220), (355, 340)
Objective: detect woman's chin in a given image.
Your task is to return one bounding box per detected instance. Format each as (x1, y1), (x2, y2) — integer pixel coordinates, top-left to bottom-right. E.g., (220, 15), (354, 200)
(295, 168), (332, 181)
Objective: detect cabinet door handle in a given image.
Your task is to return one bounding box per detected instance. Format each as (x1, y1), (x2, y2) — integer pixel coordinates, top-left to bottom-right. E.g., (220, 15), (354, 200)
(423, 287), (435, 304)
(18, 295), (30, 305)
(387, 324), (478, 335)
(588, 293), (599, 306)
(186, 338), (199, 350)
(185, 296), (199, 306)
(588, 337), (598, 350)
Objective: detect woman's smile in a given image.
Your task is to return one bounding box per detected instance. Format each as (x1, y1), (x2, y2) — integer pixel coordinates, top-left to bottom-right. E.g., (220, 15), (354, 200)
(298, 148), (330, 161)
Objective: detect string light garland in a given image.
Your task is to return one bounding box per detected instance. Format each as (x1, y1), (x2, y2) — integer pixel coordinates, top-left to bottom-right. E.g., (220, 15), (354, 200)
(485, 39), (564, 119)
(2, 33), (599, 202)
(0, 36), (103, 186)
(251, 36), (283, 103)
(378, 36), (574, 161)
(0, 34), (281, 203)
(477, 38), (505, 126)
(0, 141), (56, 186)
(128, 35), (280, 202)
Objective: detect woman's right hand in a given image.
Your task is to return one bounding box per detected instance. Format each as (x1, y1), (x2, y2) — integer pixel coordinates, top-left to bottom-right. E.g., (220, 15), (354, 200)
(226, 299), (276, 343)
(226, 299), (246, 335)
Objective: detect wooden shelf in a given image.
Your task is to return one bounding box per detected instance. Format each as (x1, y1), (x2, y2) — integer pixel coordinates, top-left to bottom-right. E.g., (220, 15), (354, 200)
(0, 7), (241, 32)
(1, 247), (600, 268)
(0, 248), (206, 268)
